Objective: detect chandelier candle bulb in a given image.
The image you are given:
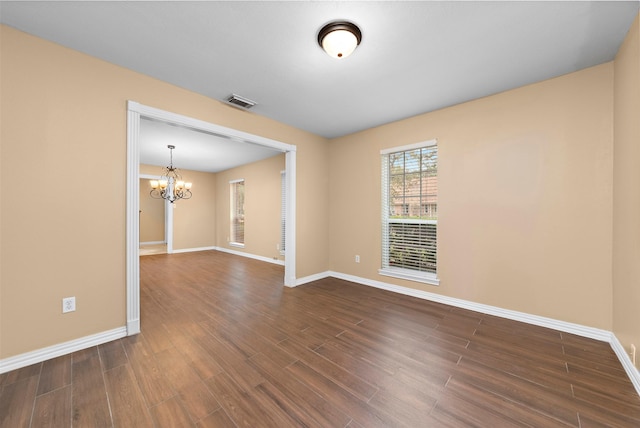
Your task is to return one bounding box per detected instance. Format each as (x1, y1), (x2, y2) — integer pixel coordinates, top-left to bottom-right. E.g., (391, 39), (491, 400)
(150, 180), (159, 189)
(159, 180), (168, 189)
(185, 182), (192, 190)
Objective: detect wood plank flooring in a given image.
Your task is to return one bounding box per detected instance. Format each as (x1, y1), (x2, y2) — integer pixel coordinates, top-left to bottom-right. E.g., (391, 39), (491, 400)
(2, 250), (639, 427)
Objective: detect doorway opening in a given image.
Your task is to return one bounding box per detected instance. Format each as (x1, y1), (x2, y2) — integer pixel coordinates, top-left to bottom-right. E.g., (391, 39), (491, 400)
(126, 101), (297, 335)
(139, 174), (170, 255)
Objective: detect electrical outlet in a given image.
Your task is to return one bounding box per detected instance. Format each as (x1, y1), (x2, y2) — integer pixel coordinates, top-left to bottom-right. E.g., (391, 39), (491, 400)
(62, 297), (76, 313)
(631, 344), (636, 366)
(355, 255), (360, 263)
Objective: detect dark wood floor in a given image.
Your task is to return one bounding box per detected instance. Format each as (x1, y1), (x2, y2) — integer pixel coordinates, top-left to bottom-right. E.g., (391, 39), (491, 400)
(2, 251), (640, 427)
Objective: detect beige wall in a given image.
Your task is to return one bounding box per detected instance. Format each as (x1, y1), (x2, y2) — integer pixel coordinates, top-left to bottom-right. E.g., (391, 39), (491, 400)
(329, 63), (614, 330)
(139, 178), (165, 243)
(172, 169), (217, 251)
(613, 14), (640, 362)
(0, 26), (329, 359)
(215, 154), (286, 261)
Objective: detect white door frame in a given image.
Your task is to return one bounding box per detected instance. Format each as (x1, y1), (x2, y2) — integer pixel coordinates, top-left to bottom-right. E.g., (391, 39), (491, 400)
(126, 101), (297, 335)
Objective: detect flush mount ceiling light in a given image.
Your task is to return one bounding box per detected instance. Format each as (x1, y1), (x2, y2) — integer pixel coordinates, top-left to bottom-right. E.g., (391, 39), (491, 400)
(318, 21), (362, 59)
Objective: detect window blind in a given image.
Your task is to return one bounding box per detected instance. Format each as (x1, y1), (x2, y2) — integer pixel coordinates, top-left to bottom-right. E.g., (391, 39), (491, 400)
(381, 142), (438, 283)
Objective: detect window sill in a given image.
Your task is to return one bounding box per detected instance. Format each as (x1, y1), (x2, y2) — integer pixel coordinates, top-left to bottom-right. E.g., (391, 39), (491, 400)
(229, 242), (245, 248)
(378, 268), (440, 286)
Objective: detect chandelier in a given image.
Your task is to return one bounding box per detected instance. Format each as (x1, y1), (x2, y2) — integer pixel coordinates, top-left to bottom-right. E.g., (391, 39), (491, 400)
(149, 145), (193, 203)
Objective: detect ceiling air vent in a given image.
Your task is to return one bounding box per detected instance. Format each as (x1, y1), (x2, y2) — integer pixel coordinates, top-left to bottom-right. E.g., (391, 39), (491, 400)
(225, 94), (257, 109)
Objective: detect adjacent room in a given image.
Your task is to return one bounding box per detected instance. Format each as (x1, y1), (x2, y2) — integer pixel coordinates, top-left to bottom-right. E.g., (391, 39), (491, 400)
(1, 1), (640, 426)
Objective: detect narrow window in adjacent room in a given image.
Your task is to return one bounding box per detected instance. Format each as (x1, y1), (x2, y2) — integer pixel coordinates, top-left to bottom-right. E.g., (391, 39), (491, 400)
(230, 179), (245, 247)
(280, 170), (286, 255)
(380, 140), (439, 285)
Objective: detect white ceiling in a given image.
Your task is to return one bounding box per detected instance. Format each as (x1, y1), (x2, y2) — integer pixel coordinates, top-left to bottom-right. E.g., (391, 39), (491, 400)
(139, 117), (283, 173)
(1, 1), (638, 171)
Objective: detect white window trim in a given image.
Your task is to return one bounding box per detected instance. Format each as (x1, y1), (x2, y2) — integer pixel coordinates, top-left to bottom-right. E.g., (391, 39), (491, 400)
(387, 218), (437, 225)
(378, 267), (440, 286)
(380, 139), (440, 286)
(380, 138), (437, 155)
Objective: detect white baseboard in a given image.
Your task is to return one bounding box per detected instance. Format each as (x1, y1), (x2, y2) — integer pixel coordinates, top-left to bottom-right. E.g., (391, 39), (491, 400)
(214, 246), (285, 266)
(127, 318), (140, 335)
(158, 245), (285, 267)
(4, 270), (638, 397)
(326, 270), (640, 396)
(294, 271), (331, 287)
(328, 271), (611, 341)
(172, 246), (217, 254)
(140, 241), (165, 246)
(0, 327), (127, 374)
(610, 334), (640, 394)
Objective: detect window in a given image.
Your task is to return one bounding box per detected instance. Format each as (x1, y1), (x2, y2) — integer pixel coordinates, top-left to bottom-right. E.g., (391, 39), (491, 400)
(380, 140), (439, 285)
(280, 170), (286, 255)
(230, 179), (245, 246)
